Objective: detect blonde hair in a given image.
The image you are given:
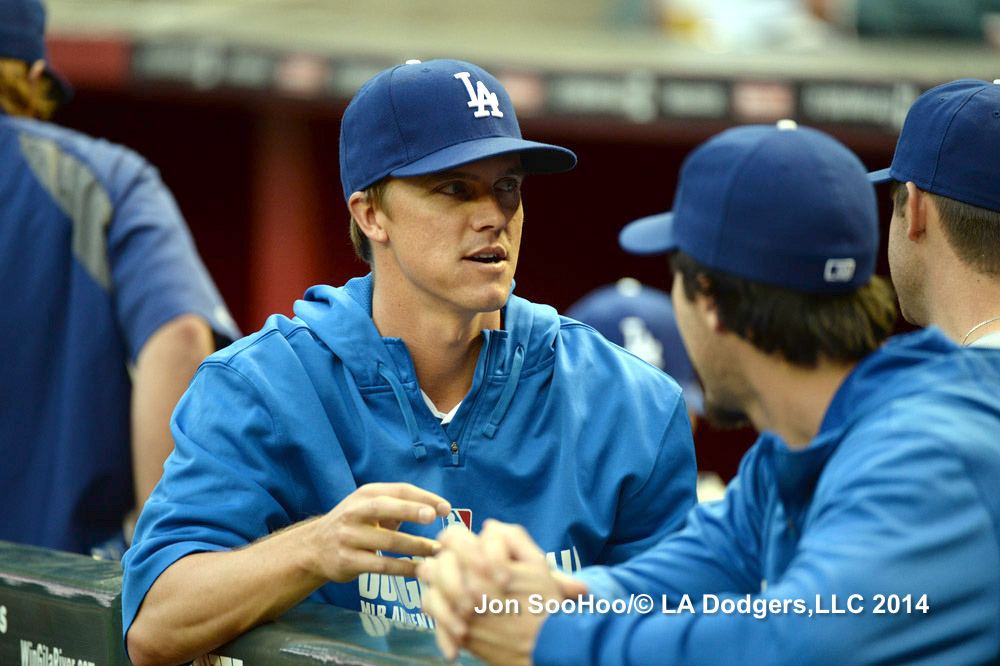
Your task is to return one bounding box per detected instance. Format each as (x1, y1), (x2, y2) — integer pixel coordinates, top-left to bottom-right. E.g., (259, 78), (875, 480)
(0, 58), (58, 120)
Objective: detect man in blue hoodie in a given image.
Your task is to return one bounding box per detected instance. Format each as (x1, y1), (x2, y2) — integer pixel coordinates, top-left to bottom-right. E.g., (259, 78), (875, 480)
(418, 122), (1000, 665)
(121, 59), (697, 665)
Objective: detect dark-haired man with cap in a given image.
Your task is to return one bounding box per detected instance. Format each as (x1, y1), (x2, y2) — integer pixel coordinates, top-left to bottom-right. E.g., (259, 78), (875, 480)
(418, 121), (1000, 665)
(122, 59), (696, 665)
(870, 78), (1000, 348)
(0, 0), (240, 557)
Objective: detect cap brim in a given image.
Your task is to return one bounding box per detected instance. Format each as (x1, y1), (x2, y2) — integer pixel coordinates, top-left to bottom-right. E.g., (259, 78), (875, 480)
(868, 167), (893, 184)
(619, 212), (678, 256)
(390, 137), (576, 178)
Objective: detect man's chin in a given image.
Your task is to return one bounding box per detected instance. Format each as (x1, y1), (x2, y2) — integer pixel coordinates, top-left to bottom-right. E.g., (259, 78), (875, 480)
(472, 284), (513, 314)
(898, 304), (925, 328)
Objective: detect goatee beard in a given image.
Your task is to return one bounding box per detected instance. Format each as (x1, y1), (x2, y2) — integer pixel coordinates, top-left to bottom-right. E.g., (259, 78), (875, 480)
(703, 400), (751, 431)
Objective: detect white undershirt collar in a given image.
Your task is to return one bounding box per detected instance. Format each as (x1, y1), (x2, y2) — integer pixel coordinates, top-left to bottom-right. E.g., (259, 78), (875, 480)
(420, 389), (461, 425)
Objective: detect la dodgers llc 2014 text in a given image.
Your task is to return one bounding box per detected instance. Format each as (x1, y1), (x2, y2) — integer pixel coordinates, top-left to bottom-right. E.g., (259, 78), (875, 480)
(474, 593), (930, 619)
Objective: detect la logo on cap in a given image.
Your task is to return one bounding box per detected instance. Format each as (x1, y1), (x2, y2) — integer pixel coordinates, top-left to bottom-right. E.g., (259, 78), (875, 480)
(454, 72), (504, 118)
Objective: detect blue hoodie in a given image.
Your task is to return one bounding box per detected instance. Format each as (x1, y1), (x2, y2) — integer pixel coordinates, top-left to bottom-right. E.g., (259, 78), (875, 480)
(122, 274), (697, 638)
(537, 329), (1000, 665)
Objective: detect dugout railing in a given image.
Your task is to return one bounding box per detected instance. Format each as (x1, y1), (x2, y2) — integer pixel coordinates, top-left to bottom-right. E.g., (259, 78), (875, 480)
(0, 540), (479, 666)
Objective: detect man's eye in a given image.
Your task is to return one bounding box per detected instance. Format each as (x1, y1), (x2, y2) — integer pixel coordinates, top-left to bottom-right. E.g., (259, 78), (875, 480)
(439, 182), (470, 196)
(496, 178), (522, 193)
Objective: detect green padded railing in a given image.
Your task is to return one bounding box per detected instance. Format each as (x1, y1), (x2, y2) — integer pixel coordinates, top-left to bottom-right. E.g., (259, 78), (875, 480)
(0, 541), (481, 666)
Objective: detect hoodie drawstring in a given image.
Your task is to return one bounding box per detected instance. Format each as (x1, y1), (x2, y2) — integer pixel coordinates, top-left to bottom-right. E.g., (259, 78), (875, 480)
(377, 362), (427, 461)
(482, 344), (524, 439)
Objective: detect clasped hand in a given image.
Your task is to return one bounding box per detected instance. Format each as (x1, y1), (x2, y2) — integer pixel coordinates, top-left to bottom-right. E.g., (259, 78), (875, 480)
(416, 520), (588, 666)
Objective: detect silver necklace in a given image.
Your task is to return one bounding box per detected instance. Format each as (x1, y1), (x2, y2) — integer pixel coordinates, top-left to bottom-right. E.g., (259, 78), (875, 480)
(961, 316), (1000, 346)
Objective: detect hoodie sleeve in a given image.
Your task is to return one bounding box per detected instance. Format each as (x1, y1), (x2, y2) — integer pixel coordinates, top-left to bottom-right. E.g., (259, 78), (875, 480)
(99, 146), (240, 360)
(120, 359), (303, 644)
(597, 396), (699, 564)
(534, 421), (1000, 666)
(579, 441), (766, 602)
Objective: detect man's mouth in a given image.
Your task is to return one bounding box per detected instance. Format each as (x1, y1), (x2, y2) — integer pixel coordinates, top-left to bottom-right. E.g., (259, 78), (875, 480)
(465, 248), (507, 264)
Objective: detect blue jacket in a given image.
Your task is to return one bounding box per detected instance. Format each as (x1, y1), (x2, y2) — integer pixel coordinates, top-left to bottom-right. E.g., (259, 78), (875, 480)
(0, 111), (238, 553)
(122, 275), (697, 637)
(539, 329), (1000, 665)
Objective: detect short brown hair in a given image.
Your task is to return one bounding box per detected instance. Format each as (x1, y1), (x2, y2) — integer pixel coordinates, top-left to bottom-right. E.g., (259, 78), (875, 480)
(0, 58), (58, 120)
(892, 180), (1000, 276)
(349, 179), (390, 266)
(671, 251), (897, 367)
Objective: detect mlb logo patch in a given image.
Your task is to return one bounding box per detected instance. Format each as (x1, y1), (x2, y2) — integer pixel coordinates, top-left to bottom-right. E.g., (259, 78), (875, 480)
(441, 509), (473, 531)
(823, 258), (856, 283)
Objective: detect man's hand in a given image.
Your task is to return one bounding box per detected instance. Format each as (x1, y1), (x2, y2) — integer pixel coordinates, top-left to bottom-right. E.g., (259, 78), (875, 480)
(418, 520), (588, 665)
(303, 482), (452, 583)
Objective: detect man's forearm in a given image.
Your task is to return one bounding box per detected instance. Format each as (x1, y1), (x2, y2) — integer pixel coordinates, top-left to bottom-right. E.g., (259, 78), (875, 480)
(126, 482), (450, 666)
(126, 518), (327, 666)
(131, 313), (215, 514)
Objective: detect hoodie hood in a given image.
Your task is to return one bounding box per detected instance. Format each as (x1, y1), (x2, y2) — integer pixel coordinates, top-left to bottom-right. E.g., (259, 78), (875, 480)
(820, 327), (1000, 433)
(292, 274), (565, 458)
(292, 275), (393, 388)
(292, 274), (562, 386)
(768, 327), (1000, 514)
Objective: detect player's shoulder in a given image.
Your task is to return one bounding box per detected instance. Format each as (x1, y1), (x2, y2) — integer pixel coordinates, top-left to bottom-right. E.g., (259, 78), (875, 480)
(5, 116), (151, 191)
(203, 313), (315, 369)
(6, 115), (128, 157)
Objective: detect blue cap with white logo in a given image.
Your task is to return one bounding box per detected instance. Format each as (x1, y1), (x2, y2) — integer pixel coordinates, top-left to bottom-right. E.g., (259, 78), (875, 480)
(869, 78), (1000, 213)
(339, 59), (577, 201)
(619, 122), (878, 294)
(566, 278), (703, 415)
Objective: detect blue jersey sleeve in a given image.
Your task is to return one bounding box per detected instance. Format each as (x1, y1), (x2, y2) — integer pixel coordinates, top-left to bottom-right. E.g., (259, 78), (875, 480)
(103, 152), (239, 361)
(536, 422), (1000, 665)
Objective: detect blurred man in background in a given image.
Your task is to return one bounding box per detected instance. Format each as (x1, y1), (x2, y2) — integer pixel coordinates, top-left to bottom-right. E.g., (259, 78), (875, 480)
(566, 278), (703, 423)
(869, 78), (1000, 348)
(0, 0), (240, 557)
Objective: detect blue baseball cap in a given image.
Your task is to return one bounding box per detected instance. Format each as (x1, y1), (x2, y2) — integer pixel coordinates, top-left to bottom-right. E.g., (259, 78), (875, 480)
(869, 79), (1000, 213)
(0, 0), (72, 104)
(339, 59), (576, 201)
(566, 278), (703, 415)
(620, 122), (878, 294)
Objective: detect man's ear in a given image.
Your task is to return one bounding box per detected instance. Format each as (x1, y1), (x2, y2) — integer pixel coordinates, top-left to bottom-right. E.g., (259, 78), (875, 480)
(694, 274), (724, 334)
(702, 295), (724, 334)
(347, 190), (388, 244)
(27, 60), (45, 84)
(904, 181), (928, 242)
